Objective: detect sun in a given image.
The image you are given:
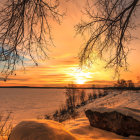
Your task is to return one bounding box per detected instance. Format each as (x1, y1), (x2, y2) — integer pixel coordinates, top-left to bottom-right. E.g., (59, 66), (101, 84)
(76, 79), (86, 84)
(68, 67), (93, 85)
(70, 69), (92, 84)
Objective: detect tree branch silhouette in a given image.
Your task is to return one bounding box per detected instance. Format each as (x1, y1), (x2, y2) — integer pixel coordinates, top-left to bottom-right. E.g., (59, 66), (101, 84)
(0, 0), (63, 78)
(76, 0), (140, 75)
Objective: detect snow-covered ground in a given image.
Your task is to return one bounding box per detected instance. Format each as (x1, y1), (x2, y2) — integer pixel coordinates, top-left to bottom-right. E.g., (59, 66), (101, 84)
(0, 88), (95, 124)
(0, 88), (66, 124)
(0, 88), (140, 140)
(64, 117), (140, 140)
(84, 90), (140, 110)
(9, 120), (77, 140)
(64, 90), (140, 140)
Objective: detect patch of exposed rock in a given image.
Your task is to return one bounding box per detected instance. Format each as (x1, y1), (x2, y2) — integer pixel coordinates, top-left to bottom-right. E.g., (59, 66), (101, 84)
(85, 107), (140, 137)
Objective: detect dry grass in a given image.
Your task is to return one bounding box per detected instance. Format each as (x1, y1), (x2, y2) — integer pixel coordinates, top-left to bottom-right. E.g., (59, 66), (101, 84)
(44, 85), (112, 123)
(0, 112), (13, 140)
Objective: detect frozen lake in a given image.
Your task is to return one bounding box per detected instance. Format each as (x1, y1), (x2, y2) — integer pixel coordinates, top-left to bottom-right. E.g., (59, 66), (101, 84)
(0, 88), (67, 124)
(0, 88), (93, 124)
(1, 88), (140, 139)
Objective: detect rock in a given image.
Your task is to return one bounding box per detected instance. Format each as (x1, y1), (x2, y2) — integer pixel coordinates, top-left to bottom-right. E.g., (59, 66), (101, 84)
(8, 119), (77, 140)
(85, 107), (140, 137)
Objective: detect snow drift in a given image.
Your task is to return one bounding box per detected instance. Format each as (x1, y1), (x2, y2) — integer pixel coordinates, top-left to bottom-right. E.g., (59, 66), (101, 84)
(8, 120), (77, 140)
(7, 90), (140, 140)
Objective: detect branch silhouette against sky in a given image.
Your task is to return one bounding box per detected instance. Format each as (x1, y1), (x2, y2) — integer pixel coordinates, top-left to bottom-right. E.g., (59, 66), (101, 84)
(76, 0), (140, 75)
(0, 0), (140, 81)
(0, 0), (63, 78)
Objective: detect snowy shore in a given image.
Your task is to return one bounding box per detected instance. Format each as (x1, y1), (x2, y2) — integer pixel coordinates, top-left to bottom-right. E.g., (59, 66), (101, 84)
(1, 89), (140, 140)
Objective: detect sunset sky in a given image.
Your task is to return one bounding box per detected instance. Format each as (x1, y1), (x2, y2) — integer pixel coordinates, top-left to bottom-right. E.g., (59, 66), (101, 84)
(1, 0), (140, 87)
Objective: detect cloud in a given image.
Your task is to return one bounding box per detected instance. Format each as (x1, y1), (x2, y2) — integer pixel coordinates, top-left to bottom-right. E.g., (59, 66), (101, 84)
(86, 80), (115, 85)
(0, 77), (30, 82)
(40, 74), (71, 79)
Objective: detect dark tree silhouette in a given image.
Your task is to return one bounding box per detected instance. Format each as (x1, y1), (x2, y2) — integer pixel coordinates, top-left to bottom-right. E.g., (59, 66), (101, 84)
(0, 0), (63, 78)
(76, 0), (140, 74)
(127, 80), (135, 88)
(80, 89), (86, 105)
(114, 79), (127, 87)
(114, 79), (135, 88)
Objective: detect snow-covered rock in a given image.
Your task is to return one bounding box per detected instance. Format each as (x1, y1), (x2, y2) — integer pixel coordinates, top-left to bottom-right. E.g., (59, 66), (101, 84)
(8, 119), (77, 140)
(85, 107), (140, 137)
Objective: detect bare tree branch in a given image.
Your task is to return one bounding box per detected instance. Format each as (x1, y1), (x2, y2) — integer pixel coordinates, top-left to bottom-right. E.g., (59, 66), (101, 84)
(76, 0), (140, 75)
(0, 0), (63, 79)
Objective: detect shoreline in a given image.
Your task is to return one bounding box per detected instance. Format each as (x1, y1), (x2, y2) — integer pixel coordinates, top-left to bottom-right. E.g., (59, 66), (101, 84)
(0, 86), (140, 90)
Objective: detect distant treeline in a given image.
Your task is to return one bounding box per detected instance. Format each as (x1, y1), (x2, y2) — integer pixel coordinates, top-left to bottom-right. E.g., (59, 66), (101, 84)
(0, 79), (139, 90)
(0, 86), (140, 90)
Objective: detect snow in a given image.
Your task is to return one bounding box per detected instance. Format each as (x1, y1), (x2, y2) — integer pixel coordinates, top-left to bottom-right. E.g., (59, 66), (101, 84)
(9, 119), (77, 140)
(0, 88), (66, 124)
(1, 88), (140, 140)
(64, 117), (140, 140)
(65, 91), (140, 140)
(63, 90), (140, 140)
(87, 107), (140, 121)
(80, 90), (140, 112)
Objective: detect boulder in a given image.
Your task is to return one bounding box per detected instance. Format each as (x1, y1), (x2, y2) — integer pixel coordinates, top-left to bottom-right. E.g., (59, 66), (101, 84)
(85, 107), (140, 137)
(8, 119), (77, 140)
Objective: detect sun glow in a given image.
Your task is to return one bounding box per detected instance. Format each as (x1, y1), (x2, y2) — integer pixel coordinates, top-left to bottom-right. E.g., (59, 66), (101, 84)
(76, 78), (86, 84)
(69, 68), (92, 84)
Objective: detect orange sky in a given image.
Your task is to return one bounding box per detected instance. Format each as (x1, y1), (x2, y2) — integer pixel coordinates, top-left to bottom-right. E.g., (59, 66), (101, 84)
(1, 0), (140, 87)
